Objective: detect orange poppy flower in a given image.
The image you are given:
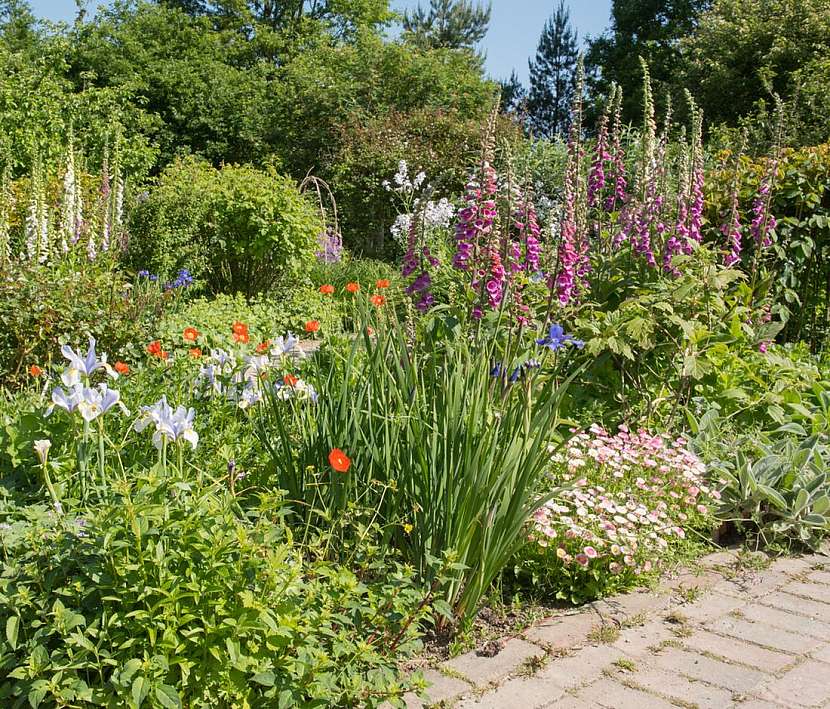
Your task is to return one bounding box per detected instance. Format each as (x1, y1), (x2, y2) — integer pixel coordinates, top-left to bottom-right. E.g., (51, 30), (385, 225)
(366, 326), (374, 336)
(376, 279), (391, 289)
(283, 374), (299, 387)
(345, 282), (360, 294)
(147, 340), (164, 358)
(319, 284), (335, 295)
(114, 361), (130, 375)
(329, 448), (351, 473)
(370, 294), (386, 307)
(183, 327), (200, 342)
(29, 364), (43, 377)
(304, 320), (320, 333)
(232, 321), (248, 336)
(233, 331), (250, 344)
(256, 339), (272, 354)
(189, 347), (202, 358)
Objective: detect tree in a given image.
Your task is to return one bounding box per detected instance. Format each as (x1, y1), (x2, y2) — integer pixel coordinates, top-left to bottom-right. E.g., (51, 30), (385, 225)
(498, 70), (526, 116)
(684, 0), (830, 146)
(403, 0), (491, 50)
(585, 0), (707, 124)
(527, 0), (578, 138)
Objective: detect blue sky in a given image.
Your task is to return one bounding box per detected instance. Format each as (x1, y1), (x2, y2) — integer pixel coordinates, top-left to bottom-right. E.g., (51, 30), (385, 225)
(29, 0), (614, 83)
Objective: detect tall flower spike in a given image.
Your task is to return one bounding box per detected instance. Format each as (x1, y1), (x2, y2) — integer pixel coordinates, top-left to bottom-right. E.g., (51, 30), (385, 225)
(722, 134), (746, 266)
(60, 134), (77, 254)
(606, 84), (628, 216)
(555, 55), (588, 305)
(0, 166), (10, 265)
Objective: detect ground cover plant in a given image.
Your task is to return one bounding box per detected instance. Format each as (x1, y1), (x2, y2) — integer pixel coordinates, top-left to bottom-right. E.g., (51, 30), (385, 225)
(1, 5), (830, 705)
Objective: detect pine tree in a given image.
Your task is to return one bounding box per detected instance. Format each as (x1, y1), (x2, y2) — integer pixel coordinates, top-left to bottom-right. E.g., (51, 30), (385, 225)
(499, 70), (526, 115)
(403, 0), (491, 50)
(528, 0), (579, 138)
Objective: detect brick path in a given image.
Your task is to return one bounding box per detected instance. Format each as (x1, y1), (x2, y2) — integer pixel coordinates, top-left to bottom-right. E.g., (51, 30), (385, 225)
(405, 548), (830, 708)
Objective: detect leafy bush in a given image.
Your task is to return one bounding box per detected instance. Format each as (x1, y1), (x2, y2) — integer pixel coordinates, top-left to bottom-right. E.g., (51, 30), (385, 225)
(706, 144), (830, 348)
(157, 289), (342, 352)
(258, 301), (578, 625)
(0, 478), (427, 708)
(0, 259), (167, 386)
(128, 158), (322, 297)
(693, 395), (830, 551)
(513, 425), (715, 604)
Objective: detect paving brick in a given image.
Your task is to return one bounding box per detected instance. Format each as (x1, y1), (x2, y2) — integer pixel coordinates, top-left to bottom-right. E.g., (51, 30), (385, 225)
(708, 616), (823, 654)
(662, 569), (721, 595)
(715, 569), (790, 600)
(454, 676), (565, 708)
(444, 639), (546, 687)
(810, 642), (830, 664)
(698, 550), (741, 570)
(612, 619), (675, 657)
(759, 659), (830, 707)
(627, 667), (735, 706)
(590, 590), (670, 623)
(682, 628), (794, 672)
(546, 696), (596, 708)
(782, 581), (830, 605)
(682, 590), (746, 623)
(759, 591), (830, 619)
(414, 669), (471, 705)
(771, 556), (813, 576)
(729, 700), (789, 709)
(536, 644), (625, 690)
(575, 677), (675, 709)
(740, 601), (830, 641)
(807, 569), (830, 586)
(651, 646), (767, 693)
(524, 612), (597, 649)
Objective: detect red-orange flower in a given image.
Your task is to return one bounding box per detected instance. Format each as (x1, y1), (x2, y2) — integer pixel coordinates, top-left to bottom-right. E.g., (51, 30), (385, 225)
(29, 364), (43, 377)
(376, 279), (391, 289)
(147, 340), (168, 359)
(232, 321), (248, 336)
(366, 326), (375, 336)
(256, 339), (272, 354)
(114, 361), (130, 375)
(183, 327), (200, 342)
(189, 347), (202, 358)
(370, 294), (386, 307)
(319, 284), (335, 295)
(283, 374), (299, 387)
(345, 282), (360, 294)
(304, 320), (320, 333)
(329, 448), (351, 473)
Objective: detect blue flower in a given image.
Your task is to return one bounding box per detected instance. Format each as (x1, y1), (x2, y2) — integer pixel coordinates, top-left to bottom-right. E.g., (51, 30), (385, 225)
(490, 362), (503, 378)
(536, 324), (584, 352)
(137, 269), (150, 278)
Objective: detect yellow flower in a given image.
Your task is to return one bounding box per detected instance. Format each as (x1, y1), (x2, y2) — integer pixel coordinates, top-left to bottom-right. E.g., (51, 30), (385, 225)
(403, 523), (413, 534)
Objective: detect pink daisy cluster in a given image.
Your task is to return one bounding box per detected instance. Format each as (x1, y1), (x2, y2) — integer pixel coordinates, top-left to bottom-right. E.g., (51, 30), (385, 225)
(528, 424), (716, 598)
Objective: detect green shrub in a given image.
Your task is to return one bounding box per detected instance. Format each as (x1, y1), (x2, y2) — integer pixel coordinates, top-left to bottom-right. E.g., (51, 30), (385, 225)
(0, 258), (167, 386)
(128, 158), (322, 297)
(695, 412), (830, 551)
(511, 425), (715, 604)
(0, 478), (427, 708)
(157, 289), (342, 350)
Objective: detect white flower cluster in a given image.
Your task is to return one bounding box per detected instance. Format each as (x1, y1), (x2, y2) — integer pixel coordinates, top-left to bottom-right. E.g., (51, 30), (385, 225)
(382, 160), (426, 195)
(194, 336), (317, 409)
(390, 197), (456, 247)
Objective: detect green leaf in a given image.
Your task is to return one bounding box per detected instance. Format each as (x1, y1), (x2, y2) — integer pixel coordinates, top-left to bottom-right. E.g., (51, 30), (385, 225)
(154, 684), (182, 709)
(131, 677), (150, 708)
(251, 671), (276, 687)
(6, 615), (18, 650)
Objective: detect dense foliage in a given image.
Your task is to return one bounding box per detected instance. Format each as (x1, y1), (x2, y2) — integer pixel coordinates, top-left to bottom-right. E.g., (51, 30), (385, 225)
(1, 1), (830, 704)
